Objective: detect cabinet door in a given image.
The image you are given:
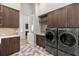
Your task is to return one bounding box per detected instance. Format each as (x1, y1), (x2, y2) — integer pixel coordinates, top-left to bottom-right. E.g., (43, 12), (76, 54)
(75, 4), (79, 27)
(67, 4), (77, 27)
(12, 10), (19, 28)
(57, 7), (68, 27)
(1, 37), (20, 55)
(0, 16), (3, 27)
(0, 5), (3, 27)
(0, 5), (3, 16)
(8, 8), (19, 28)
(3, 6), (9, 27)
(47, 10), (58, 28)
(36, 35), (45, 48)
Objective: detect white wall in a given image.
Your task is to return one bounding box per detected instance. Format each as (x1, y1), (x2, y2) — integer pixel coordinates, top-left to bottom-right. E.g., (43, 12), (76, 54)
(2, 3), (21, 10)
(21, 3), (35, 16)
(35, 4), (41, 33)
(20, 3), (35, 25)
(19, 14), (27, 39)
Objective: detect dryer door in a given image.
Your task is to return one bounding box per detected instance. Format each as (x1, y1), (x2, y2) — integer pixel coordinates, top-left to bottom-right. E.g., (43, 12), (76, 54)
(59, 33), (76, 47)
(45, 31), (54, 41)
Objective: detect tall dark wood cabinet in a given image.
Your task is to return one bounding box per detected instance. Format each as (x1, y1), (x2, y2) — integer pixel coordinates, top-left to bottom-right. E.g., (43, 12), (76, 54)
(36, 34), (45, 48)
(0, 5), (19, 28)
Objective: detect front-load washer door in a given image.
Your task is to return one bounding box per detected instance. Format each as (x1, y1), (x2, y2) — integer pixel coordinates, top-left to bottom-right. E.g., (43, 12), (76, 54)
(45, 31), (57, 48)
(45, 31), (54, 41)
(59, 33), (76, 47)
(58, 32), (78, 55)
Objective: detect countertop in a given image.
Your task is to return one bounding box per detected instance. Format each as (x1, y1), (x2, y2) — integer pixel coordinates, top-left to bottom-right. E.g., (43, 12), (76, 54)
(36, 33), (45, 36)
(0, 34), (20, 44)
(0, 34), (20, 38)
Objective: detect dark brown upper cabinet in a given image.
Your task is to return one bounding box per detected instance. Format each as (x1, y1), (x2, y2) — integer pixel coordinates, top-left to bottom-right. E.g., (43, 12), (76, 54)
(57, 7), (68, 27)
(0, 5), (3, 27)
(47, 10), (58, 28)
(67, 4), (77, 27)
(0, 16), (3, 27)
(0, 5), (19, 28)
(47, 3), (79, 28)
(7, 8), (19, 28)
(74, 4), (79, 27)
(47, 7), (68, 28)
(3, 6), (9, 28)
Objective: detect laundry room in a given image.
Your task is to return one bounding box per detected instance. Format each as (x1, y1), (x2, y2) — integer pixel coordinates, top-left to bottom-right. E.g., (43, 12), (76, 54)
(1, 1), (79, 59)
(0, 2), (79, 57)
